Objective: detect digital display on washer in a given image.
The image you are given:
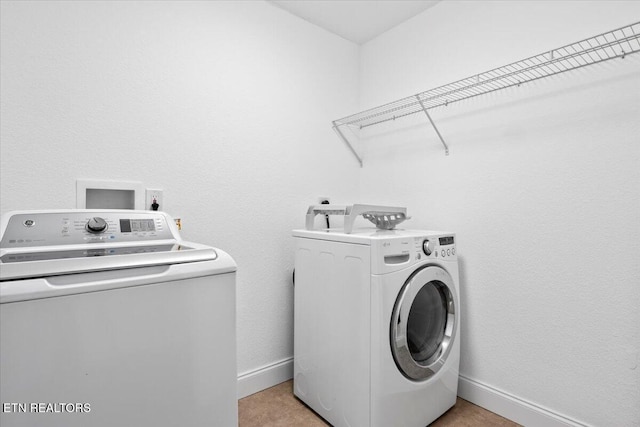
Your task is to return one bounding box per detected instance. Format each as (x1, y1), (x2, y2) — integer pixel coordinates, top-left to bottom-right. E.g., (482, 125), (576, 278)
(0, 244), (194, 263)
(120, 219), (155, 233)
(439, 236), (454, 245)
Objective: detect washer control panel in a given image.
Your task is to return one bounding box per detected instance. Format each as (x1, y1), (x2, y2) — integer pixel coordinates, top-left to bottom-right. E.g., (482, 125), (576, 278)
(418, 235), (456, 260)
(0, 211), (175, 248)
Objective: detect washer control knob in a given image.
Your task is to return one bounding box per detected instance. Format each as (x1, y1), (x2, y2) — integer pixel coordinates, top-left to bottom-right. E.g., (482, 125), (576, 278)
(422, 239), (433, 256)
(86, 217), (108, 233)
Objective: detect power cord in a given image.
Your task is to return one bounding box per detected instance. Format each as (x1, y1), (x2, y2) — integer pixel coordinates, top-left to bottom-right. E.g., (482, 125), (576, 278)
(321, 199), (330, 228)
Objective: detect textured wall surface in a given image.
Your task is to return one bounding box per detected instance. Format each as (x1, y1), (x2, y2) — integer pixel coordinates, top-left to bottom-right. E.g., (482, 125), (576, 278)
(358, 1), (640, 426)
(3, 1), (640, 425)
(0, 0), (360, 376)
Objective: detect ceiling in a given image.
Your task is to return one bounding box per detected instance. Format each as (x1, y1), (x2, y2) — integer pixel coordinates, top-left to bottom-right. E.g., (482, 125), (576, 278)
(268, 0), (440, 45)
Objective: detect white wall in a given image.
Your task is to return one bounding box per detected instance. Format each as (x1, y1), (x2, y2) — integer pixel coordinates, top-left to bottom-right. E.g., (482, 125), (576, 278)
(359, 1), (640, 426)
(3, 1), (640, 423)
(0, 0), (360, 392)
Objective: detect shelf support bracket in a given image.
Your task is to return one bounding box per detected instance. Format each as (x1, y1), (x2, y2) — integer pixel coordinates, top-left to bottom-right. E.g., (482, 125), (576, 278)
(416, 95), (449, 156)
(332, 122), (363, 167)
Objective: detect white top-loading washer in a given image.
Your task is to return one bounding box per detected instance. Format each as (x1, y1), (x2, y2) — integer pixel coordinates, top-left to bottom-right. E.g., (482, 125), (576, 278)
(0, 210), (237, 427)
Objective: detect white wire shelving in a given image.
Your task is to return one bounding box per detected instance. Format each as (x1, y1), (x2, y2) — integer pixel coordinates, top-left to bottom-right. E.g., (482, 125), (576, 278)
(333, 22), (640, 166)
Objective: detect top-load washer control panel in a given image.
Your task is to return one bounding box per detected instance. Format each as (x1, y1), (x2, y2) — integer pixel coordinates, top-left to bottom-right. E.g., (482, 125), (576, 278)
(0, 211), (175, 248)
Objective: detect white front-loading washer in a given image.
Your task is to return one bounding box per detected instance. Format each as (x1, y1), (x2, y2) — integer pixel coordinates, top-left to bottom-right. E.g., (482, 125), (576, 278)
(293, 227), (460, 427)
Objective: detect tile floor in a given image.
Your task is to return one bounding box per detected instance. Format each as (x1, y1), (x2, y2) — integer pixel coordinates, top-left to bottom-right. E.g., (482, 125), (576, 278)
(238, 380), (520, 427)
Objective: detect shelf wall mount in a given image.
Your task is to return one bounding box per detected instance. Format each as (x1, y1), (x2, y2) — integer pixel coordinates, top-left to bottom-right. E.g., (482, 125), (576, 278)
(332, 21), (640, 166)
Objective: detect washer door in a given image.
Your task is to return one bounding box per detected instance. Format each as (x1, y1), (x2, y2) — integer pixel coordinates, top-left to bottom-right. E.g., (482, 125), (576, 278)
(390, 265), (457, 381)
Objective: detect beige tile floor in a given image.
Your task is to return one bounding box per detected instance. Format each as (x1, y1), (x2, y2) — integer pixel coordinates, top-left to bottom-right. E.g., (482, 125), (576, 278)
(239, 380), (520, 427)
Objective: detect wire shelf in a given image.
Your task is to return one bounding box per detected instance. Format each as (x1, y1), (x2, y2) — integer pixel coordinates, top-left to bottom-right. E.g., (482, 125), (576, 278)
(333, 22), (640, 155)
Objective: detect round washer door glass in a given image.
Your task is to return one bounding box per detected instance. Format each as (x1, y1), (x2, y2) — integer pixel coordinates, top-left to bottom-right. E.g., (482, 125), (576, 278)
(390, 265), (457, 381)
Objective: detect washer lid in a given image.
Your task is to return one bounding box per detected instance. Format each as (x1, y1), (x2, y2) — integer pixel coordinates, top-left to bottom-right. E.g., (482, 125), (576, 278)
(0, 242), (219, 281)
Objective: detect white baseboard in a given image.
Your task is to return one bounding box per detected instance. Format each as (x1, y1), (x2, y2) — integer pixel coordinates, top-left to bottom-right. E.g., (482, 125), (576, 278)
(458, 375), (589, 427)
(236, 361), (589, 426)
(237, 357), (294, 399)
